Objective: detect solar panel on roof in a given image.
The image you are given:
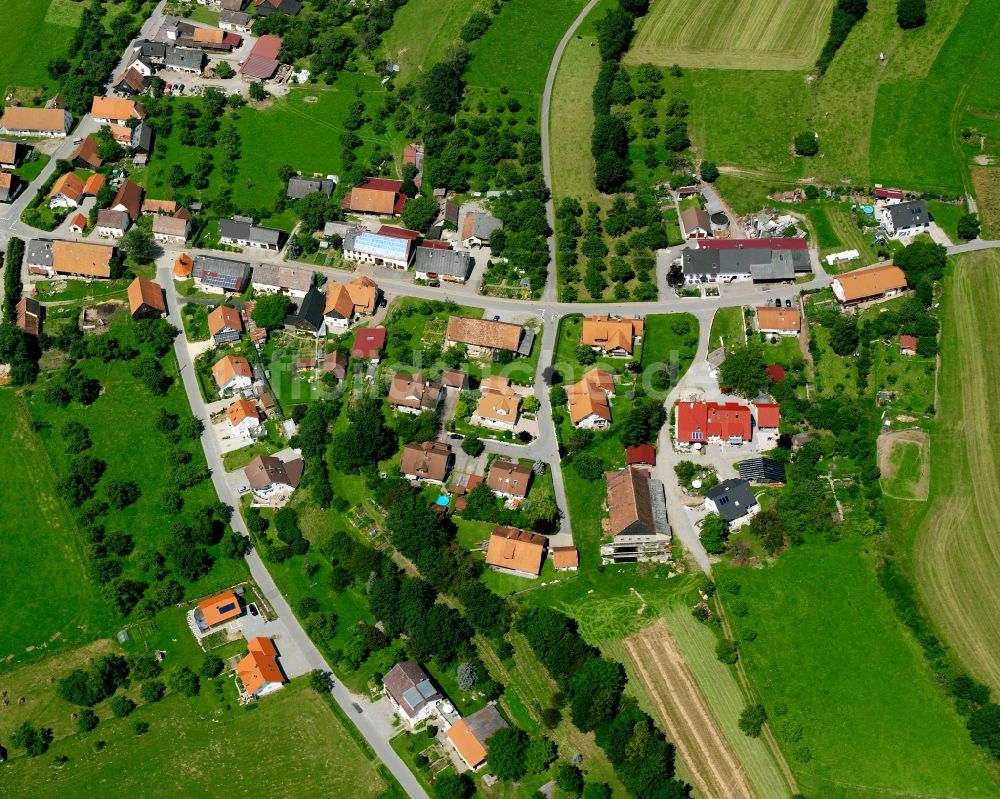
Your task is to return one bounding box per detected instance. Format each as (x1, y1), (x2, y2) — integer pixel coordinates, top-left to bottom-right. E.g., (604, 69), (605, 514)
(401, 687), (423, 708)
(217, 602), (236, 613)
(415, 679), (437, 699)
(355, 232), (409, 260)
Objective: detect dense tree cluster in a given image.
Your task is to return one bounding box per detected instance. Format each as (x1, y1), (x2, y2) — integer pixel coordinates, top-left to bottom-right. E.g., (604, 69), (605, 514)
(897, 0), (927, 29)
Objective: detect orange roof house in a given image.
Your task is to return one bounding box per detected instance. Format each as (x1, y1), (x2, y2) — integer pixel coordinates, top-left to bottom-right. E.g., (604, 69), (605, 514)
(1, 106), (71, 135)
(82, 173), (106, 196)
(127, 277), (165, 319)
(755, 402), (780, 429)
(899, 334), (917, 355)
(208, 304), (243, 342)
(446, 705), (509, 770)
(580, 315), (644, 356)
(485, 526), (546, 577)
(347, 275), (379, 314)
(48, 240), (115, 278)
(49, 172), (86, 204)
(675, 401), (752, 444)
(755, 306), (801, 335)
(90, 96), (145, 123)
(212, 354), (253, 392)
(227, 398), (260, 430)
(551, 546), (579, 571)
(475, 384), (522, 429)
(68, 212), (88, 233)
(196, 590), (242, 631)
(486, 459), (533, 499)
(832, 265), (907, 305)
(567, 368), (615, 428)
(174, 252), (194, 278)
(323, 282), (355, 322)
(236, 637), (286, 698)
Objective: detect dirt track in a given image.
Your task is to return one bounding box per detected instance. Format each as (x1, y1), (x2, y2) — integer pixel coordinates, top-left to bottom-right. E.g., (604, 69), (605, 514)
(624, 620), (757, 799)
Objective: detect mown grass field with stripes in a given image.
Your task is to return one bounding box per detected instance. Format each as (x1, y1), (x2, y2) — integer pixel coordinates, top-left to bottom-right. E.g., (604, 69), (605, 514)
(624, 0), (835, 70)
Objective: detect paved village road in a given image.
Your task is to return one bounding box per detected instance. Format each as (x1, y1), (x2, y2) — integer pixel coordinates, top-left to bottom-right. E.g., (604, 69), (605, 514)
(158, 266), (430, 799)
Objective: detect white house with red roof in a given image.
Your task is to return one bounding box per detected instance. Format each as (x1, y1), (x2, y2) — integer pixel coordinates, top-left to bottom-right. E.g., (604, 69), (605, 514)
(675, 401), (752, 447)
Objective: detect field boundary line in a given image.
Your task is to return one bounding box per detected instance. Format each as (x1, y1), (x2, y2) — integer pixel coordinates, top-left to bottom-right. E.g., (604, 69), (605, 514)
(624, 620), (758, 799)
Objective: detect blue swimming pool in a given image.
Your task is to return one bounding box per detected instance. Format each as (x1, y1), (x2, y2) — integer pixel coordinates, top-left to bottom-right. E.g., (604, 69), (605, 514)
(860, 204), (874, 215)
(435, 495), (450, 507)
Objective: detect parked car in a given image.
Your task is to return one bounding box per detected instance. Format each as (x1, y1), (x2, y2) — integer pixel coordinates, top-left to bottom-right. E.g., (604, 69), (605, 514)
(785, 298), (793, 308)
(428, 279), (440, 287)
(493, 314), (500, 321)
(775, 298), (783, 307)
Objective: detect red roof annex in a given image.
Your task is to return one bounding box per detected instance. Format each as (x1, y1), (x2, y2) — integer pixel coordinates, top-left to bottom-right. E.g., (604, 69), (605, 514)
(755, 403), (780, 429)
(675, 401), (752, 443)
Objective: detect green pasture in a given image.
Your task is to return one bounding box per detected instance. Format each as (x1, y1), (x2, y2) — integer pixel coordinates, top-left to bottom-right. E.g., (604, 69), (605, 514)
(717, 540), (1000, 799)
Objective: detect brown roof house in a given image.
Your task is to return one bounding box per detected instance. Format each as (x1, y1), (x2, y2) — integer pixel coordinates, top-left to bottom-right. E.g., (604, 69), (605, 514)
(69, 137), (102, 169)
(446, 705), (509, 771)
(400, 441), (453, 484)
(48, 172), (86, 208)
(602, 466), (671, 564)
(441, 368), (470, 390)
(111, 180), (144, 221)
(388, 372), (443, 415)
(127, 277), (165, 319)
(0, 172), (21, 204)
(567, 369), (615, 429)
(15, 297), (43, 337)
(445, 317), (527, 358)
(485, 526), (547, 578)
(95, 208), (131, 238)
(460, 211), (503, 248)
(251, 264), (314, 300)
(244, 454), (304, 503)
(680, 205), (712, 239)
(486, 459), (533, 500)
(322, 350), (348, 380)
(208, 305), (243, 344)
(472, 376), (522, 431)
(580, 315), (644, 357)
(899, 334), (917, 356)
(383, 661), (443, 727)
(152, 212), (192, 244)
(0, 139), (29, 169)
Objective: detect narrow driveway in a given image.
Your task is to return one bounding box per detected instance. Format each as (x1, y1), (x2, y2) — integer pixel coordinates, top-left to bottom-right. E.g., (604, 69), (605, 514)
(158, 266), (429, 799)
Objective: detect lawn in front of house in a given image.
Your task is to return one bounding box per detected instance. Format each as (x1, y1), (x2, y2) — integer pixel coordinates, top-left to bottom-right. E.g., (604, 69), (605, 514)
(708, 307), (745, 350)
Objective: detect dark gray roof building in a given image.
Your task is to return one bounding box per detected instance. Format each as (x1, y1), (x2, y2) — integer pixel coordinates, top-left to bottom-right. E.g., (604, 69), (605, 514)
(413, 245), (471, 281)
(705, 478), (758, 524)
(132, 122), (154, 153)
(165, 46), (205, 73)
(137, 40), (166, 60)
(27, 239), (54, 268)
(885, 200), (930, 230)
(218, 218), (283, 248)
(287, 176), (335, 199)
(286, 285), (325, 333)
(192, 255), (252, 291)
(682, 246), (811, 282)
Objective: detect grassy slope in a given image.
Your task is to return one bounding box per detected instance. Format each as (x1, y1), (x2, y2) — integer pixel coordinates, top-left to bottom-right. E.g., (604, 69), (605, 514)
(380, 0), (484, 83)
(465, 0), (584, 100)
(0, 0), (77, 95)
(675, 0), (1000, 203)
(914, 251), (1000, 692)
(550, 32), (601, 202)
(1, 682), (388, 799)
(26, 317), (248, 599)
(718, 540), (1000, 799)
(0, 392), (115, 668)
(626, 0), (833, 71)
